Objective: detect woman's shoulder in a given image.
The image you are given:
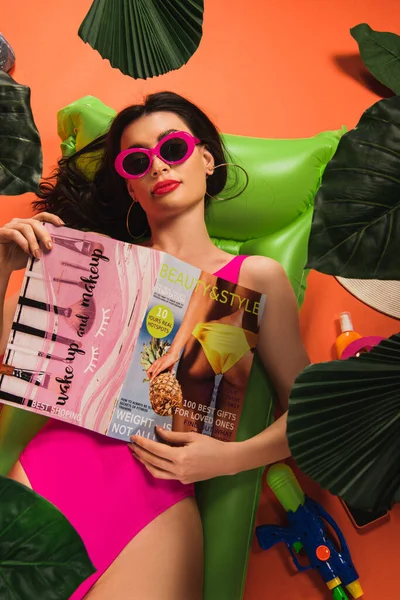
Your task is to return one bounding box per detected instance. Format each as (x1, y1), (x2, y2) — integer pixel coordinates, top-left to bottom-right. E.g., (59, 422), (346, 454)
(242, 254), (286, 278)
(240, 255), (289, 293)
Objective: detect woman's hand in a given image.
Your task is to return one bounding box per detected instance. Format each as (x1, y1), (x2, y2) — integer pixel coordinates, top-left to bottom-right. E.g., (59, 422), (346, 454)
(129, 428), (238, 484)
(146, 348), (181, 381)
(0, 212), (64, 275)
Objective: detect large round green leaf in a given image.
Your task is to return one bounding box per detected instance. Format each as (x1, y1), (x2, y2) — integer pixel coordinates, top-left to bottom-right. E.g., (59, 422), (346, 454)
(306, 95), (400, 280)
(78, 0), (204, 80)
(287, 334), (400, 513)
(0, 476), (95, 599)
(351, 23), (400, 95)
(0, 72), (42, 196)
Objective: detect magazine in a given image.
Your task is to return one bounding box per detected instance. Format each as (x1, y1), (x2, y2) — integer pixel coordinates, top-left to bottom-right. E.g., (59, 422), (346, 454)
(0, 225), (265, 442)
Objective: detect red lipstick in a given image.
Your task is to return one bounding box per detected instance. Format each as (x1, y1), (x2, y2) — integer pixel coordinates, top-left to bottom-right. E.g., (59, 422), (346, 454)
(152, 180), (181, 195)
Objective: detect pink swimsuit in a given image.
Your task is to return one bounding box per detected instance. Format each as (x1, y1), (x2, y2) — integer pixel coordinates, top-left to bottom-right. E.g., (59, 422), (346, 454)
(19, 255), (247, 599)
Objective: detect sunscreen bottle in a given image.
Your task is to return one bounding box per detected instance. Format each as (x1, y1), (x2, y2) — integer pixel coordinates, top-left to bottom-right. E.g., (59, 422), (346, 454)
(335, 312), (362, 359)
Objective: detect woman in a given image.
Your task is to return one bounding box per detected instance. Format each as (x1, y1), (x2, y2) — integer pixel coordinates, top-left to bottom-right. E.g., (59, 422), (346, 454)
(0, 91), (309, 599)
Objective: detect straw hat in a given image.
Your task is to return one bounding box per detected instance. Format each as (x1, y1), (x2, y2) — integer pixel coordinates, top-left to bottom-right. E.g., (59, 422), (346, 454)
(336, 277), (400, 320)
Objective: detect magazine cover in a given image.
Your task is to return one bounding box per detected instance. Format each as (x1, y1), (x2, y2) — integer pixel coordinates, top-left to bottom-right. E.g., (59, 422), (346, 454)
(0, 224), (266, 442)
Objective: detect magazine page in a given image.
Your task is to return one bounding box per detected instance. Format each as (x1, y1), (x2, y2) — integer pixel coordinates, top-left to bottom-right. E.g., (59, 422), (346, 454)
(109, 257), (266, 443)
(0, 224), (157, 433)
(0, 224), (266, 443)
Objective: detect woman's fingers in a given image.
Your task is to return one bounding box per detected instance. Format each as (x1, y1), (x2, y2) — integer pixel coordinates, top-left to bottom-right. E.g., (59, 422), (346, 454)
(130, 435), (176, 460)
(26, 219), (55, 250)
(147, 354), (177, 382)
(149, 370), (158, 382)
(147, 364), (160, 381)
(0, 228), (30, 254)
(132, 443), (174, 472)
(151, 361), (175, 381)
(11, 223), (43, 258)
(140, 461), (175, 480)
(33, 212), (64, 226)
(5, 215), (63, 256)
(0, 212), (64, 273)
(6, 223), (44, 258)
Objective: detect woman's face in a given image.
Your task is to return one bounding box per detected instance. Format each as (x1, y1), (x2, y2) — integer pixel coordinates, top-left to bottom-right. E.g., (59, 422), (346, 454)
(119, 111), (215, 222)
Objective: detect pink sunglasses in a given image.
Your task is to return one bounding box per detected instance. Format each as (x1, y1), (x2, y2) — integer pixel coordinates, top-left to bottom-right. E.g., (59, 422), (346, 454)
(114, 131), (200, 179)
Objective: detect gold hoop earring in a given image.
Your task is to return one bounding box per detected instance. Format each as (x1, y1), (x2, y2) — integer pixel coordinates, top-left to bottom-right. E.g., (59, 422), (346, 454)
(126, 200), (148, 240)
(206, 162), (249, 202)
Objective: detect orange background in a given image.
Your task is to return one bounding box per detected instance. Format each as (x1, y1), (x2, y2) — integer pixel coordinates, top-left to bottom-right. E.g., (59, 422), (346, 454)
(2, 1), (400, 599)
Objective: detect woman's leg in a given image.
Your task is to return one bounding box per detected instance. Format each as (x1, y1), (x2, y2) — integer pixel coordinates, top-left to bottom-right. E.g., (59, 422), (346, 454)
(9, 462), (203, 600)
(212, 351), (253, 441)
(85, 496), (203, 600)
(174, 336), (215, 433)
(8, 459), (32, 487)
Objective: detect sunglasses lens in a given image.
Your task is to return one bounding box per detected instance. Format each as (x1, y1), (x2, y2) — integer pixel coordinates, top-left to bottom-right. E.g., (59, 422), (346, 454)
(160, 137), (189, 163)
(122, 151), (150, 176)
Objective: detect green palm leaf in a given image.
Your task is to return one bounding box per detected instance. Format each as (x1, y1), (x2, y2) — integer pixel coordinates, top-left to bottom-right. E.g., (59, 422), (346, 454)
(306, 95), (400, 280)
(287, 334), (400, 513)
(78, 0), (204, 80)
(351, 23), (400, 95)
(0, 72), (42, 195)
(0, 476), (95, 599)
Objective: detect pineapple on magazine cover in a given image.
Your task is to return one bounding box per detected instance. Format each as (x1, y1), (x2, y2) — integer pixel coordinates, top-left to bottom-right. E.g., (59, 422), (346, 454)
(140, 338), (183, 416)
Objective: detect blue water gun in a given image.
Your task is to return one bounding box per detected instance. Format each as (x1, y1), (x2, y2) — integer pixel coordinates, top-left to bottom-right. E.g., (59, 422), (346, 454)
(256, 464), (363, 599)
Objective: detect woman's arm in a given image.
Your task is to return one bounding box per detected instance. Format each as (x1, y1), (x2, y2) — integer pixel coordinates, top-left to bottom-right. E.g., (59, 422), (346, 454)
(251, 256), (310, 412)
(0, 272), (11, 357)
(0, 213), (63, 357)
(226, 255), (310, 470)
(170, 270), (215, 352)
(0, 287), (19, 359)
(146, 270), (215, 379)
